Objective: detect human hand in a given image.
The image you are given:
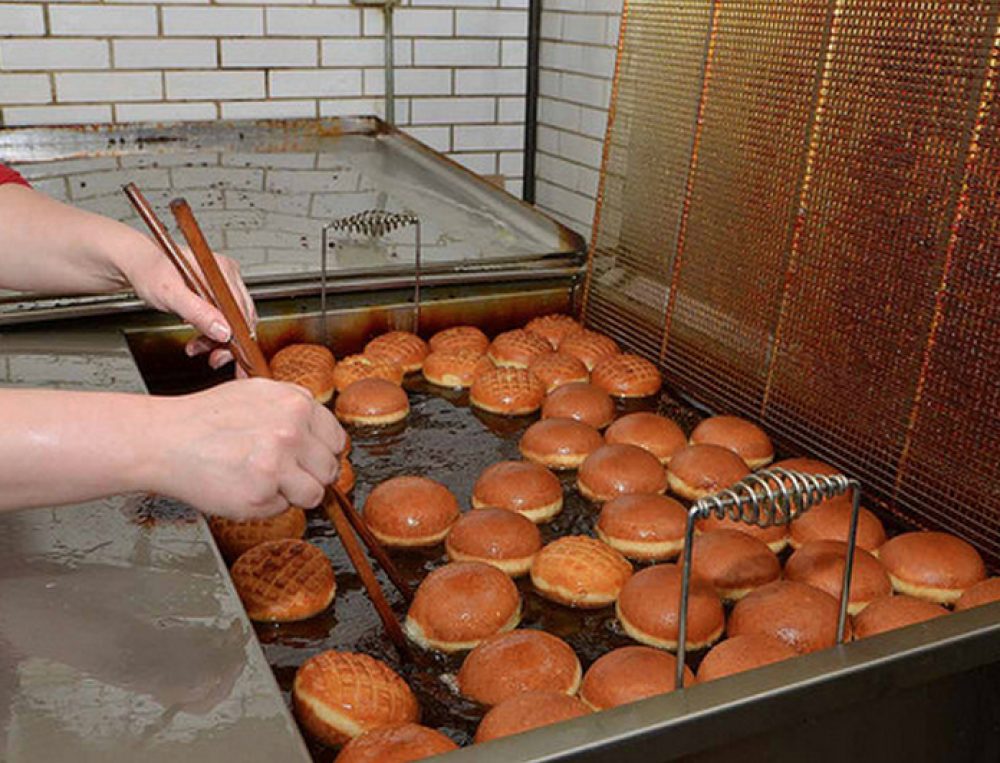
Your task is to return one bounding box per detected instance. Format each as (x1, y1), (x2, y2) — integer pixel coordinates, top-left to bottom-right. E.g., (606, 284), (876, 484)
(123, 237), (256, 370)
(148, 379), (346, 519)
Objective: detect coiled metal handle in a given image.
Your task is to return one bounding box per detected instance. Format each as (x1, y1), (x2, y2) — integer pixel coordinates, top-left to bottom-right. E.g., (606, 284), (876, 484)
(675, 468), (862, 689)
(320, 209), (422, 341)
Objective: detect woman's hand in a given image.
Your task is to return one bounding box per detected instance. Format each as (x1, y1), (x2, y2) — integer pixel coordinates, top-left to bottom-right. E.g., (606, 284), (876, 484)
(123, 243), (257, 371)
(149, 379), (346, 519)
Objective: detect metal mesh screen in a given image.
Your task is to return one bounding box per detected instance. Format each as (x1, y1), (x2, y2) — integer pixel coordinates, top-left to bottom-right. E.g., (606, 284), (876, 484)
(584, 0), (1000, 566)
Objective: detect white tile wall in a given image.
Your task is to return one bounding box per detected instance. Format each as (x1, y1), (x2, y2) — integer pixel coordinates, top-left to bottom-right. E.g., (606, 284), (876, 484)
(0, 1), (624, 234)
(534, 0), (622, 234)
(1, 1), (532, 192)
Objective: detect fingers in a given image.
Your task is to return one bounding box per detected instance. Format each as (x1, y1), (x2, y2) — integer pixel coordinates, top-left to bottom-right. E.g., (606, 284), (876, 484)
(161, 275), (232, 344)
(309, 403), (347, 456)
(208, 348), (234, 370)
(297, 433), (340, 486)
(245, 495), (289, 520)
(278, 464), (326, 510)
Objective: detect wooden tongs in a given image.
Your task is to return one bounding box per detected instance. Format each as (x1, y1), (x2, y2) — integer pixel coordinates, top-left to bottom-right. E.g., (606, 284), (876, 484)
(123, 184), (413, 658)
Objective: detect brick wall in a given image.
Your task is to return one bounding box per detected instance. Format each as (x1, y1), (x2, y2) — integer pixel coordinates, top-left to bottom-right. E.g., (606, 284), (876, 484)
(0, 1), (529, 197)
(534, 0), (621, 234)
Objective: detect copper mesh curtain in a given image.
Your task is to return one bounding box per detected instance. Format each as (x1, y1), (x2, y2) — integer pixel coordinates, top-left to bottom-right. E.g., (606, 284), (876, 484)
(583, 1), (1000, 565)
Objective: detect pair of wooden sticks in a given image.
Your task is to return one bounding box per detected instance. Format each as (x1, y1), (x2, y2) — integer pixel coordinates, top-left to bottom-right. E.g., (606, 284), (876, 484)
(123, 183), (413, 658)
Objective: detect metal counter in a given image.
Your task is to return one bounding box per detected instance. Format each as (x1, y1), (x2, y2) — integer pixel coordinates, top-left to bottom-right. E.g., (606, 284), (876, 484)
(0, 322), (311, 763)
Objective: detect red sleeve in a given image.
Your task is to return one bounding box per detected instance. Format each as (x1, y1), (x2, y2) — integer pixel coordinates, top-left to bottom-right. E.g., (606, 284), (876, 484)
(0, 164), (30, 187)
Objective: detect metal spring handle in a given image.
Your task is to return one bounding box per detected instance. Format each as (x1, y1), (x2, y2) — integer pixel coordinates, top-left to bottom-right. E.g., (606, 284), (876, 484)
(320, 209), (422, 343)
(675, 468), (862, 688)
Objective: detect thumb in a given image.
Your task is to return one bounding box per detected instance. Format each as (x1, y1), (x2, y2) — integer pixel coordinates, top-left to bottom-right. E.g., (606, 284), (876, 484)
(159, 279), (232, 344)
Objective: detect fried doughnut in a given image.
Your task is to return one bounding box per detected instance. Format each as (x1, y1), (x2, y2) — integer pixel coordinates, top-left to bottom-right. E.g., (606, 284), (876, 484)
(689, 415), (774, 469)
(527, 352), (589, 392)
(458, 629), (581, 706)
(605, 412), (687, 464)
(728, 580), (848, 654)
(363, 476), (460, 547)
(335, 378), (409, 426)
(684, 529), (781, 602)
(559, 329), (620, 370)
(445, 507), (542, 577)
(696, 634), (797, 683)
(474, 691), (590, 743)
(364, 331), (429, 374)
(231, 539), (335, 623)
(405, 562), (522, 653)
(293, 651), (419, 747)
(270, 343), (337, 403)
(469, 367), (545, 416)
(596, 493), (688, 561)
(334, 724), (457, 763)
(577, 443), (668, 502)
(209, 506), (307, 563)
(541, 382), (616, 429)
(519, 417), (604, 470)
(530, 536), (633, 609)
(524, 313), (584, 349)
(667, 443), (750, 501)
(422, 347), (487, 389)
(878, 531), (987, 605)
(487, 329), (551, 368)
(580, 646), (692, 710)
(428, 325), (489, 354)
(333, 353), (404, 393)
(784, 539), (891, 614)
(590, 353), (663, 399)
(853, 595), (948, 639)
(472, 460), (563, 523)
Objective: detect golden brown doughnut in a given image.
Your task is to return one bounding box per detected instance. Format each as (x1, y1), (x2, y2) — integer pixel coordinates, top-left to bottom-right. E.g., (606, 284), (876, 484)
(615, 564), (724, 651)
(333, 724), (457, 763)
(684, 529), (781, 602)
(422, 347), (487, 389)
(541, 381), (616, 429)
(524, 313), (584, 349)
(487, 329), (551, 368)
(405, 562), (521, 653)
(293, 651), (419, 747)
(579, 646), (693, 711)
(689, 415), (774, 469)
(530, 536), (633, 608)
(445, 507), (542, 577)
(559, 329), (620, 371)
(428, 325), (489, 354)
(728, 580), (848, 653)
(458, 629), (581, 706)
(270, 343), (337, 403)
(955, 577), (1000, 612)
(519, 417), (604, 470)
(333, 353), (404, 393)
(231, 539), (336, 623)
(789, 500), (886, 552)
(878, 531), (987, 605)
(577, 443), (668, 502)
(590, 354), (663, 399)
(527, 352), (589, 392)
(853, 595), (948, 639)
(596, 493), (688, 561)
(472, 460), (563, 523)
(474, 691), (590, 743)
(335, 456), (356, 494)
(469, 367), (546, 416)
(696, 634), (797, 683)
(335, 378), (410, 426)
(667, 443), (750, 501)
(363, 476), (460, 547)
(364, 331), (429, 374)
(209, 506), (307, 563)
(604, 412), (687, 464)
(696, 511), (790, 554)
(784, 539), (891, 614)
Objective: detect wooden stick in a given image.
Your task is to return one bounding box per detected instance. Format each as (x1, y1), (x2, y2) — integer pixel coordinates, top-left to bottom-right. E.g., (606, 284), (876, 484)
(331, 487), (414, 603)
(165, 195), (413, 657)
(170, 198), (271, 379)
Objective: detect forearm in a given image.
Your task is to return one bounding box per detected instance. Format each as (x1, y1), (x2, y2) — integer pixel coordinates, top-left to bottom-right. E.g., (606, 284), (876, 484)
(0, 184), (152, 295)
(0, 388), (164, 511)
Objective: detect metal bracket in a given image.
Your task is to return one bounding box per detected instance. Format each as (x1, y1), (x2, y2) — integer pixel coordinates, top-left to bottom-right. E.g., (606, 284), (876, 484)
(320, 209), (422, 343)
(675, 468), (862, 688)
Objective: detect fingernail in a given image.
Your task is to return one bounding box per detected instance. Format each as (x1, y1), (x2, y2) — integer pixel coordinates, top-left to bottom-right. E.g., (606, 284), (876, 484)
(185, 343), (197, 357)
(209, 321), (231, 343)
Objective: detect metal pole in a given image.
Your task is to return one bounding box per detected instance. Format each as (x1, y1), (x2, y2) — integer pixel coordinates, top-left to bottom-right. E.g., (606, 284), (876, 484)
(384, 4), (396, 125)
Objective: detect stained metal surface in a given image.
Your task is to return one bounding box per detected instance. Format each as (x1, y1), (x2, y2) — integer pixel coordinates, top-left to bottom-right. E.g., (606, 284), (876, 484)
(584, 1), (1000, 567)
(0, 117), (584, 322)
(0, 324), (309, 763)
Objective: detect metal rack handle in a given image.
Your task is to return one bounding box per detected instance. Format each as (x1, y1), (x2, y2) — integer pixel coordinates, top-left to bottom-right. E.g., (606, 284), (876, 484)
(320, 209), (422, 343)
(675, 468), (862, 688)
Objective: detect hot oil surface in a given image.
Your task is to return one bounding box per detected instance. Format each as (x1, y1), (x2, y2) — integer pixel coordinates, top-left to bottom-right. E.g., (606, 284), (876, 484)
(254, 376), (665, 759)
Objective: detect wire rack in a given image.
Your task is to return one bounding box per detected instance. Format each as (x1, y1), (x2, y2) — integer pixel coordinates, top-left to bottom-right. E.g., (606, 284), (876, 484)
(320, 209), (422, 341)
(676, 467), (861, 688)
